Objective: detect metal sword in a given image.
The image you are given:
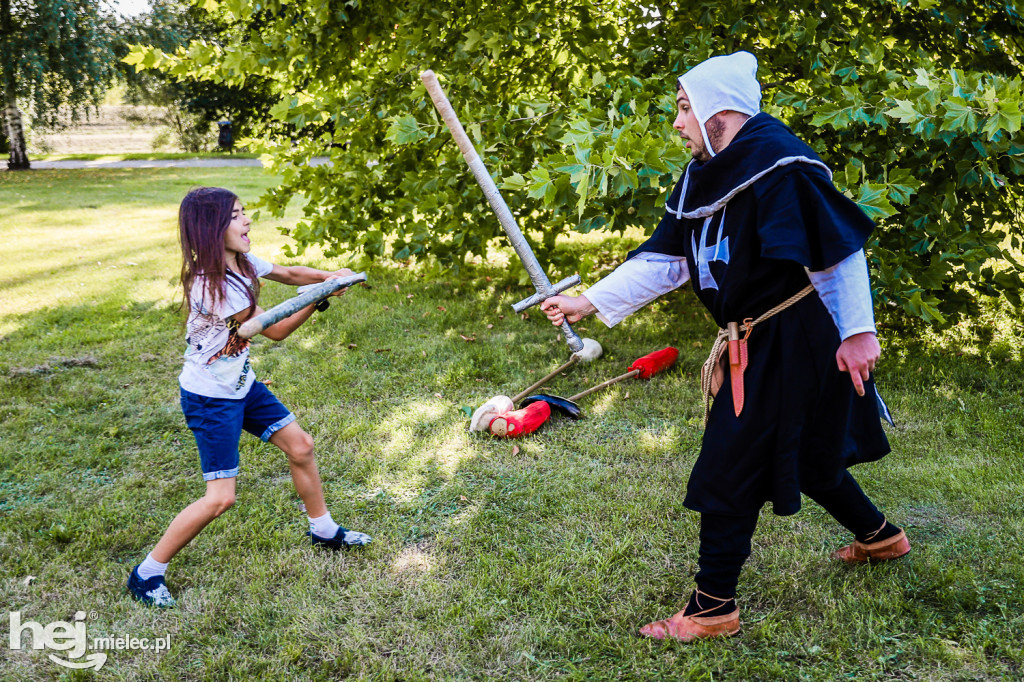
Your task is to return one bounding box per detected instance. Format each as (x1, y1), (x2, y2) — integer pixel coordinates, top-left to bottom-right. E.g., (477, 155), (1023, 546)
(420, 70), (584, 354)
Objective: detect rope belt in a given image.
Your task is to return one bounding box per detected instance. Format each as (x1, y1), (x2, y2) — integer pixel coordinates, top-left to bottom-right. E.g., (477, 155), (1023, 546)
(700, 284), (814, 425)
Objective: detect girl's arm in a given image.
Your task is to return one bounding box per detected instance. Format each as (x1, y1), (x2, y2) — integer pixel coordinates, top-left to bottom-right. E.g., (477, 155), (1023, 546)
(263, 264), (353, 286)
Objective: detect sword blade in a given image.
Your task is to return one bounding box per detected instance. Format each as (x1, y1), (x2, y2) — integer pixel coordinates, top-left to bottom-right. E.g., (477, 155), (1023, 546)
(421, 72), (551, 291)
(421, 70), (583, 353)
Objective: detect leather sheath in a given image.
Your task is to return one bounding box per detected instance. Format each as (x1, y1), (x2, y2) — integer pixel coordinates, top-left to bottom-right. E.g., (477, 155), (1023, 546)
(727, 323), (748, 417)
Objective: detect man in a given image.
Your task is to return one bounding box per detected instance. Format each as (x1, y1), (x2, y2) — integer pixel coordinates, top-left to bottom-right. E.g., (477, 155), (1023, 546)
(541, 51), (909, 642)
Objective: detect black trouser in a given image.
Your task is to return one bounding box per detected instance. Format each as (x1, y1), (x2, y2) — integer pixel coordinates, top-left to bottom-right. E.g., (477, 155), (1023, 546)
(695, 470), (885, 598)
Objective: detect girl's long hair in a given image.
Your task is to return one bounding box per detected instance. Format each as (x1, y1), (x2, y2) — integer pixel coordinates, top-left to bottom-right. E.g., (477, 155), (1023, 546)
(178, 187), (259, 318)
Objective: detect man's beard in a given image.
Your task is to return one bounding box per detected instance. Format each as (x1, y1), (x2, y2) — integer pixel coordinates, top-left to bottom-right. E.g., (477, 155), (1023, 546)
(693, 115), (726, 162)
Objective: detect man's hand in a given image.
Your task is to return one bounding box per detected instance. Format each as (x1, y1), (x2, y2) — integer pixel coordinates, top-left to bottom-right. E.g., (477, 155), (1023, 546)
(836, 331), (881, 397)
(540, 294), (596, 326)
(326, 268), (355, 297)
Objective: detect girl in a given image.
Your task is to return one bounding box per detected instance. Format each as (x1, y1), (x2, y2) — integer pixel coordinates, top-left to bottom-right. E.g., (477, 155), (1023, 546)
(128, 187), (371, 607)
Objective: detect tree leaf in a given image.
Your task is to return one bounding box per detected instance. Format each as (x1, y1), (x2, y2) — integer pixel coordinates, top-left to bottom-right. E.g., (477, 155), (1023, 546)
(502, 173), (528, 191)
(855, 184), (896, 220)
(386, 115), (428, 145)
(885, 99), (925, 126)
(982, 101), (1023, 139)
(940, 98), (978, 133)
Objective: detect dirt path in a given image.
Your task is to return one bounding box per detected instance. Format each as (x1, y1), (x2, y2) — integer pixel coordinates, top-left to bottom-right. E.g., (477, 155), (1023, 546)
(17, 157), (330, 170)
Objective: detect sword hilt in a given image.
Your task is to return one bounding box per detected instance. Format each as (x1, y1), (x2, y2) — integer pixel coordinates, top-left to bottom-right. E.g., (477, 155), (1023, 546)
(511, 274), (581, 313)
(560, 320), (585, 353)
(510, 274), (584, 353)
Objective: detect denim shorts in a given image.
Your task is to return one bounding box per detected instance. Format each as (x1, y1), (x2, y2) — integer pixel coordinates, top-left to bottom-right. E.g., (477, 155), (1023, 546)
(180, 381), (295, 481)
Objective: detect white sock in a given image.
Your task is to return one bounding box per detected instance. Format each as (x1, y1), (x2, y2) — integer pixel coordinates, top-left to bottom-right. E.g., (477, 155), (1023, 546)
(137, 553), (168, 581)
(308, 512), (340, 539)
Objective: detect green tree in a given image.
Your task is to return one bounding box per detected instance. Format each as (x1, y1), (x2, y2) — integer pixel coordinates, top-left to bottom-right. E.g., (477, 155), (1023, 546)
(117, 0), (277, 152)
(0, 0), (118, 169)
(129, 0), (1024, 324)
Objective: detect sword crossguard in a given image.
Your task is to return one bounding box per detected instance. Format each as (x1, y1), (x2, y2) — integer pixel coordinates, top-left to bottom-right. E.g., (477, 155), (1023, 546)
(511, 274), (581, 314)
(512, 274), (585, 353)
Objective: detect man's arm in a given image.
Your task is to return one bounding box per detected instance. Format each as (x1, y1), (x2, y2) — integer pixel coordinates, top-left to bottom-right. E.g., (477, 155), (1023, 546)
(806, 249), (879, 397)
(542, 253), (689, 327)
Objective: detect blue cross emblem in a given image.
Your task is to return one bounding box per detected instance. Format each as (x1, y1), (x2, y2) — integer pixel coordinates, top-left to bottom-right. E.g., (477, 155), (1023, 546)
(690, 210), (730, 291)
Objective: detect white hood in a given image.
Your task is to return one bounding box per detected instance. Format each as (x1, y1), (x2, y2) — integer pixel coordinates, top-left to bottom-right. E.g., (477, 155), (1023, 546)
(677, 51), (762, 158)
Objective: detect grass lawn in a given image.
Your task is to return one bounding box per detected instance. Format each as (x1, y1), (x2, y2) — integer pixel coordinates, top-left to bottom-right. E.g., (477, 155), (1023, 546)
(0, 168), (1022, 680)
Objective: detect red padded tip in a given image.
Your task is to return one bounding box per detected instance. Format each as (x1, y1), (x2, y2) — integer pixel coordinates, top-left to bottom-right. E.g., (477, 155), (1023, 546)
(629, 347), (679, 379)
(488, 400), (552, 438)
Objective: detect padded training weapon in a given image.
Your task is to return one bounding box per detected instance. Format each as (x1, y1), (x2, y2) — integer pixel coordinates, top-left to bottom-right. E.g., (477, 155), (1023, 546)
(237, 273), (367, 339)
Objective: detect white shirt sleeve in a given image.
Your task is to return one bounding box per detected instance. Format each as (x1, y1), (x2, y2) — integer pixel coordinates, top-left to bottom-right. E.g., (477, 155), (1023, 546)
(806, 249), (876, 340)
(245, 253), (275, 278)
(583, 252), (690, 327)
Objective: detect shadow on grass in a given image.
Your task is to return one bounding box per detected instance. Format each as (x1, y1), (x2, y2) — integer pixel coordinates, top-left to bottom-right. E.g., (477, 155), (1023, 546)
(0, 243), (179, 298)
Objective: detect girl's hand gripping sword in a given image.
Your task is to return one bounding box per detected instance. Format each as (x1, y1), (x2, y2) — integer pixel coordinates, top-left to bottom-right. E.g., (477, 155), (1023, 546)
(420, 69), (584, 354)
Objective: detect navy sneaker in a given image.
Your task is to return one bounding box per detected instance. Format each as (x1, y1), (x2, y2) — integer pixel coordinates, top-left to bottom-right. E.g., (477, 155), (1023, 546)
(126, 566), (176, 607)
(308, 526), (372, 550)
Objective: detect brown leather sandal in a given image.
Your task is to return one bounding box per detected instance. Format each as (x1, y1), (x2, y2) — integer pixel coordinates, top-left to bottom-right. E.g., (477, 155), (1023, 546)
(833, 521), (911, 563)
(639, 590), (741, 642)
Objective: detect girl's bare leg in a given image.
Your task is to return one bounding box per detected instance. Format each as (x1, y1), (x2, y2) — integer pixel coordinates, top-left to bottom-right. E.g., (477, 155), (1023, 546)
(269, 421), (326, 518)
(150, 477), (237, 563)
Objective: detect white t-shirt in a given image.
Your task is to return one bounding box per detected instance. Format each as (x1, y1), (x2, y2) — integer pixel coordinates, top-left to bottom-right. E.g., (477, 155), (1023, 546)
(178, 253), (275, 399)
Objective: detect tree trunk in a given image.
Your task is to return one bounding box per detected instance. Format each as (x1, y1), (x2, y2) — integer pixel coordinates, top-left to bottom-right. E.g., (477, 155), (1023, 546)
(0, 111), (8, 155)
(4, 99), (28, 169)
(1, 0), (27, 169)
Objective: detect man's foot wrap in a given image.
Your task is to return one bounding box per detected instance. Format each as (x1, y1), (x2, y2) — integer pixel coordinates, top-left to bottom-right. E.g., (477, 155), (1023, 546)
(683, 588), (736, 617)
(639, 589), (740, 642)
(834, 520), (910, 563)
(855, 518), (902, 544)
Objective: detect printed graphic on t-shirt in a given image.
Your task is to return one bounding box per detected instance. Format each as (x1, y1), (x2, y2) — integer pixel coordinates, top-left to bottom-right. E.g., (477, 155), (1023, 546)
(182, 287), (254, 394)
(180, 253), (274, 399)
(205, 316), (252, 391)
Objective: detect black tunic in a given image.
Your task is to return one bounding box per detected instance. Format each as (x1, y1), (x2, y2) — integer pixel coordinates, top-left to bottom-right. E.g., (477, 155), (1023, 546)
(632, 113), (890, 516)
